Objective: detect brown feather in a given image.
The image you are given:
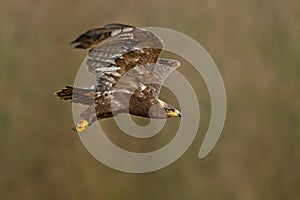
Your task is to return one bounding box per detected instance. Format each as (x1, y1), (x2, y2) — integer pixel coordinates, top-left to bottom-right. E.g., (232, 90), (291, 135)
(56, 23), (181, 132)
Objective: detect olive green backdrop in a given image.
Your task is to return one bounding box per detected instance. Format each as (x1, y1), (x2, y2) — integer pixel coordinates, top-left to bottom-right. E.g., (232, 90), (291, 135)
(1, 0), (299, 199)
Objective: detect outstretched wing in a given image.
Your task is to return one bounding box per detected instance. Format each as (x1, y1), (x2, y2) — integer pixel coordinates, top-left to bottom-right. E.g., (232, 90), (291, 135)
(113, 58), (180, 98)
(146, 58), (181, 97)
(72, 24), (180, 97)
(71, 23), (134, 49)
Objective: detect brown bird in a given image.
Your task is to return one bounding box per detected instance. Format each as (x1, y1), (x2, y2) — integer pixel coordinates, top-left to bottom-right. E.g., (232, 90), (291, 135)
(55, 23), (181, 132)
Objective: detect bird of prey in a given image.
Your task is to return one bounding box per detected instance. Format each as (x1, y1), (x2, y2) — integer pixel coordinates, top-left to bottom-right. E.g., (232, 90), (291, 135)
(55, 23), (181, 132)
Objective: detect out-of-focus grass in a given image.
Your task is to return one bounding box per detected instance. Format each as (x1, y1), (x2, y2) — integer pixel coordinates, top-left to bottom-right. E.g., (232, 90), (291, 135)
(0, 0), (299, 199)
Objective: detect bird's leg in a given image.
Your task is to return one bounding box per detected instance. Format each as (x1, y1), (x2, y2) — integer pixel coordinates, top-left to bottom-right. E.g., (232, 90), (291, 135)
(73, 116), (98, 132)
(73, 119), (91, 132)
(73, 105), (97, 132)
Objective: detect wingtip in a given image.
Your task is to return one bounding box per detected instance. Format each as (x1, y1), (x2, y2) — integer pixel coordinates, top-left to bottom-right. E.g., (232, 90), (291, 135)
(70, 39), (77, 44)
(70, 40), (85, 49)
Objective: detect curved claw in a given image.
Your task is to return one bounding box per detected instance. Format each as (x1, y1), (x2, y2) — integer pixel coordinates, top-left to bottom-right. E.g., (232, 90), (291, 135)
(73, 120), (89, 132)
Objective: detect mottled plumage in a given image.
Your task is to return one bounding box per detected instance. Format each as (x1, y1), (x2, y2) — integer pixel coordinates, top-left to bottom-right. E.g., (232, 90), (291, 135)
(56, 23), (181, 132)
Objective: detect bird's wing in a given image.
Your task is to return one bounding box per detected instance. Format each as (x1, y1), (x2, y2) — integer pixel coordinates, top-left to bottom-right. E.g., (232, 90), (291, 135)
(71, 23), (134, 49)
(72, 24), (179, 98)
(114, 58), (180, 98)
(72, 24), (163, 92)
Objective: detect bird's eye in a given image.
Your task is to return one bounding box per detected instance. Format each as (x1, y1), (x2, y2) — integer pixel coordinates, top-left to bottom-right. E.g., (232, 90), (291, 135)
(165, 108), (175, 112)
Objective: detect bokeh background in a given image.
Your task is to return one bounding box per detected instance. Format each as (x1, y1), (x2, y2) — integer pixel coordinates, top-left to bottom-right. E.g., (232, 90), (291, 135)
(1, 0), (299, 199)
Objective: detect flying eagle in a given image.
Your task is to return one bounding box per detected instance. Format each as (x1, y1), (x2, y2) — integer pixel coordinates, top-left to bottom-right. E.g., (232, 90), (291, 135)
(55, 23), (181, 132)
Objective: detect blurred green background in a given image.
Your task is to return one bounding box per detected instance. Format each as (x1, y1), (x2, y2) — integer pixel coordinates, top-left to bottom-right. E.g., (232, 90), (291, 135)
(1, 0), (299, 199)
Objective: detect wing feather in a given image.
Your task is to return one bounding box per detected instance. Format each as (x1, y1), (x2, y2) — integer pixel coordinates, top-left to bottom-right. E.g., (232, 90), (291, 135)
(73, 24), (180, 98)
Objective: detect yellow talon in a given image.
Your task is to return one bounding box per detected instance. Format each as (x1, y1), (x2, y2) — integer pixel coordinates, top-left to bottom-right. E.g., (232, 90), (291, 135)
(74, 120), (89, 132)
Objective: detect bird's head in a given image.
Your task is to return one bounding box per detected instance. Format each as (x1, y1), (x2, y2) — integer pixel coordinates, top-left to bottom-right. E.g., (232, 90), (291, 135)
(164, 105), (182, 118)
(148, 100), (181, 119)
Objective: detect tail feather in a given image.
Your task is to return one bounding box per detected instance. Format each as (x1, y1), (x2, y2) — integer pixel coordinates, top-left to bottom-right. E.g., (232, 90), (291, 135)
(55, 86), (73, 101)
(55, 86), (96, 105)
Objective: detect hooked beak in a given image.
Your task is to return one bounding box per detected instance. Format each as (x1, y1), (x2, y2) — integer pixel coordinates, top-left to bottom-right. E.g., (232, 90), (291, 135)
(167, 109), (182, 118)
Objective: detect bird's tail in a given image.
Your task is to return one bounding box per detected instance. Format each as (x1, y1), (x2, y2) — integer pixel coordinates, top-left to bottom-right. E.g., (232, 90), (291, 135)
(55, 86), (96, 105)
